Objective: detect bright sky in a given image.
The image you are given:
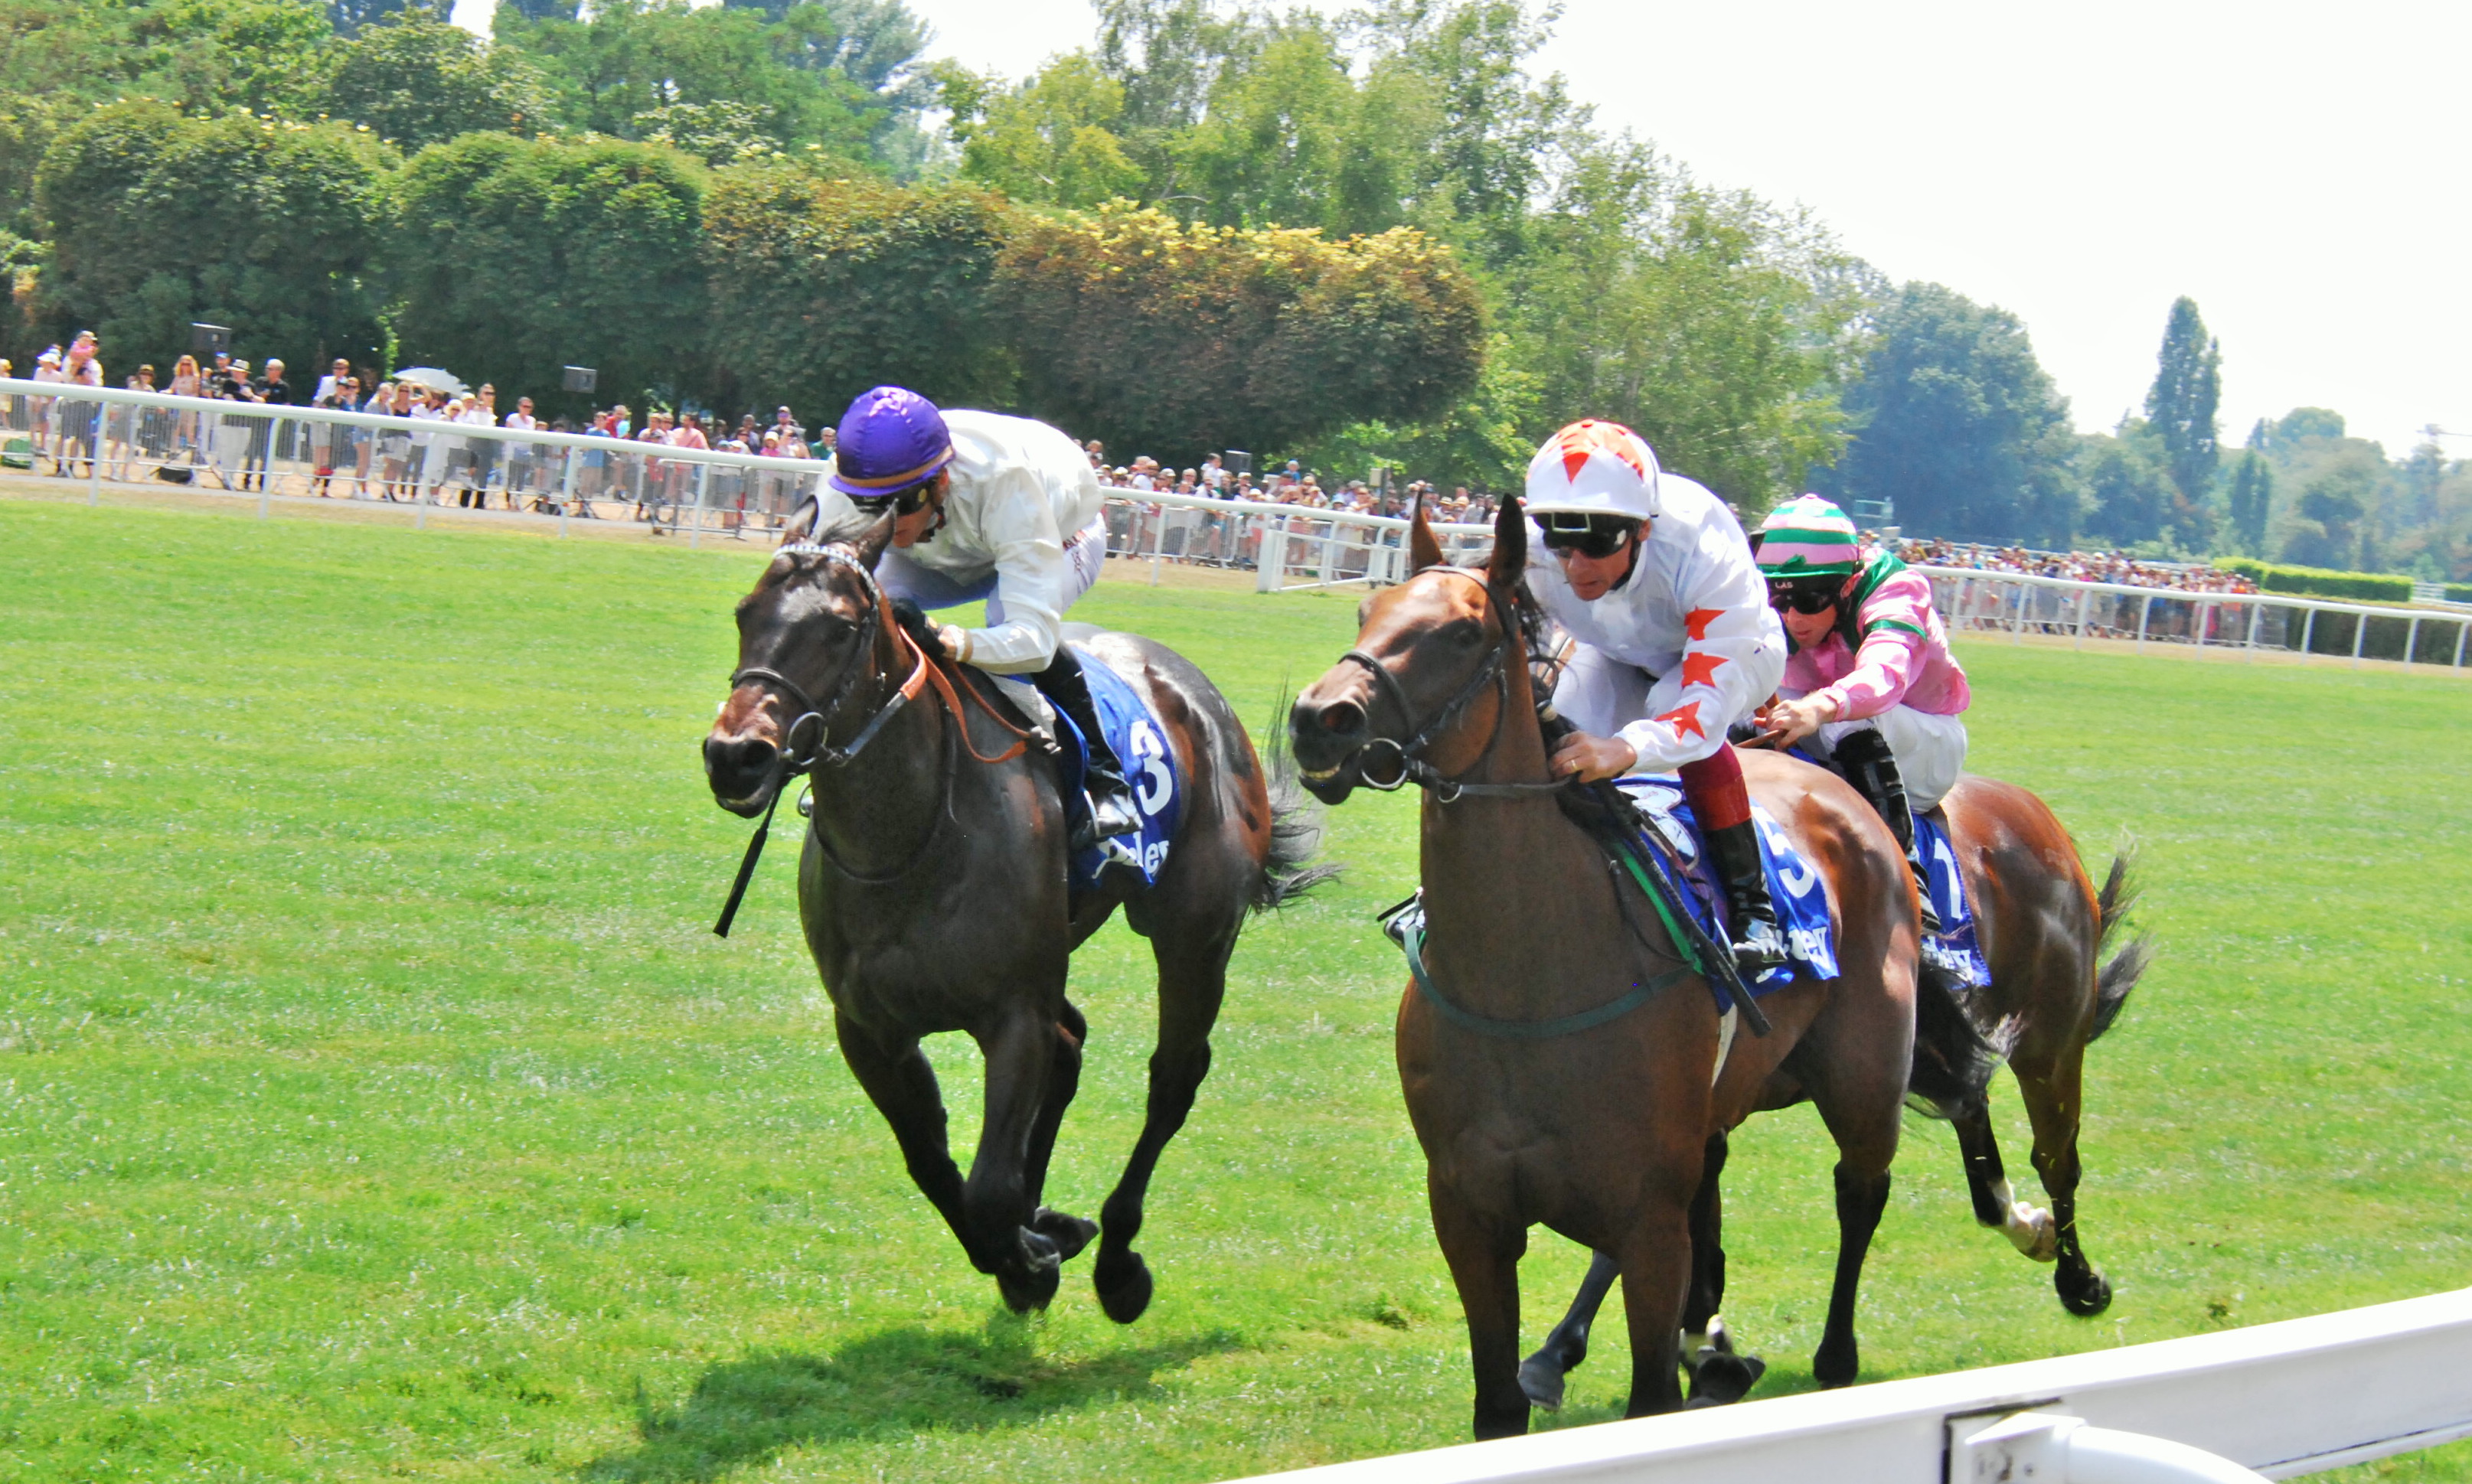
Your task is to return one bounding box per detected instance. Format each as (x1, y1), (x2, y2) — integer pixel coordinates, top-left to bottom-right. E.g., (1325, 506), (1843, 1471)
(458, 0), (2472, 459)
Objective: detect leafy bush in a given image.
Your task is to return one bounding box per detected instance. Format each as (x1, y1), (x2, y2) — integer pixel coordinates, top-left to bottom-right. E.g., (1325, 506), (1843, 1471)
(999, 204), (1484, 456)
(2213, 557), (2412, 604)
(700, 165), (1019, 421)
(2447, 583), (2472, 605)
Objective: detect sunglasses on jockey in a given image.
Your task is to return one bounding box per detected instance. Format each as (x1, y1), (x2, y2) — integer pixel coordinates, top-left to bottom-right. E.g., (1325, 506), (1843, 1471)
(1768, 574), (1850, 615)
(1538, 512), (1640, 561)
(847, 481), (936, 519)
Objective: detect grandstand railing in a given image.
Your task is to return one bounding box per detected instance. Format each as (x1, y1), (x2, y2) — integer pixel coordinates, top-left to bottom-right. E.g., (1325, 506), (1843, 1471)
(1232, 1286), (2472, 1484)
(1917, 565), (2472, 669)
(1097, 491), (1493, 590)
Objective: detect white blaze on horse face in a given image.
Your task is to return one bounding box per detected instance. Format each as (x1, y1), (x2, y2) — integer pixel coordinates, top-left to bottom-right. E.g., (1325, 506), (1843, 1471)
(1986, 1177), (2060, 1262)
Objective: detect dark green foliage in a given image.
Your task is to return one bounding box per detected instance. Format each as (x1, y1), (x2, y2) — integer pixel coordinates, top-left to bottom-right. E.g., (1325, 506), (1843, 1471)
(2145, 295), (2219, 508)
(2079, 428), (2171, 548)
(2213, 556), (2412, 603)
(2270, 406), (2345, 445)
(700, 164), (1017, 418)
(2225, 447), (2271, 556)
(392, 131), (706, 417)
(327, 0), (416, 38)
(1820, 282), (2079, 545)
(2280, 449), (2379, 569)
(320, 8), (554, 150)
(998, 204), (1484, 456)
(33, 98), (392, 371)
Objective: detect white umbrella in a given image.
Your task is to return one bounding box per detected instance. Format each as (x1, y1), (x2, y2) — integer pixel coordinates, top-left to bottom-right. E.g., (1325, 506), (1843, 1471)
(392, 367), (468, 396)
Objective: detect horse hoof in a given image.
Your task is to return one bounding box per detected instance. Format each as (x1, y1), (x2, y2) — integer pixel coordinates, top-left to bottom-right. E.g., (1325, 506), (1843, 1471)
(1517, 1356), (1567, 1412)
(998, 1262), (1061, 1313)
(2008, 1206), (2060, 1263)
(1812, 1337), (1858, 1390)
(1096, 1253), (1154, 1324)
(1686, 1351), (1765, 1404)
(2059, 1267), (2114, 1317)
(1032, 1207), (1100, 1263)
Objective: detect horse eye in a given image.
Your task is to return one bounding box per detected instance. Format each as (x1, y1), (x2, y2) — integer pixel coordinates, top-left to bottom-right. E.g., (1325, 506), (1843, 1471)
(1448, 619), (1484, 648)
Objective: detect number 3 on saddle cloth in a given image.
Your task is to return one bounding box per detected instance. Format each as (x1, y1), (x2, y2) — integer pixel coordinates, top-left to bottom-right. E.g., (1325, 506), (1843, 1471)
(1048, 642), (1183, 894)
(1618, 776), (1837, 1005)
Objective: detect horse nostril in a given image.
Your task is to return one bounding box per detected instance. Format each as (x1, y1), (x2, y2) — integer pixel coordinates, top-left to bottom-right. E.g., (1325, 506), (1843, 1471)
(705, 734), (779, 788)
(1318, 700), (1365, 735)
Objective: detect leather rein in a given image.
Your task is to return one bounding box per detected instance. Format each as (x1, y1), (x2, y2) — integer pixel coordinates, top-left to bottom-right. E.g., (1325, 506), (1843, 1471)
(1340, 568), (1570, 804)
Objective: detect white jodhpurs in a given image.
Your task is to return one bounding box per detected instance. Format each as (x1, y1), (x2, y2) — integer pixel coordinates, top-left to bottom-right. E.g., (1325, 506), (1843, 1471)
(1814, 705), (1968, 811)
(875, 515), (1108, 621)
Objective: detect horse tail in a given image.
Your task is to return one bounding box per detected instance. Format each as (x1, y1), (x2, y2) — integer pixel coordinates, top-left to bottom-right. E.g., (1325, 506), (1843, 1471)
(1252, 693), (1342, 913)
(2087, 838), (2152, 1043)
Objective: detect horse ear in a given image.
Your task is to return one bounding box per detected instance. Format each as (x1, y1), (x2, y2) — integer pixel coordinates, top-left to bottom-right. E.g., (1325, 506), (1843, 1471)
(850, 507), (896, 569)
(778, 495), (819, 547)
(1408, 489), (1445, 572)
(1486, 494), (1528, 592)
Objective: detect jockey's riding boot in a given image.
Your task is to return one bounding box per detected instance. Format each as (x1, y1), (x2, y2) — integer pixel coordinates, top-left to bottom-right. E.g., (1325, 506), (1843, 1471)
(1830, 728), (1941, 936)
(1701, 818), (1791, 974)
(1031, 645), (1145, 855)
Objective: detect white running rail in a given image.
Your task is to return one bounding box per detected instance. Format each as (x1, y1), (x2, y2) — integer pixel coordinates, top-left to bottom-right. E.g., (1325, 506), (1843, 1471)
(1230, 1287), (2472, 1484)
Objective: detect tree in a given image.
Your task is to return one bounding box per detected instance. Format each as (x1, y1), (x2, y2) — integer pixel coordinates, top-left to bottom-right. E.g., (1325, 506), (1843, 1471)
(328, 0), (417, 38)
(393, 132), (706, 416)
(320, 10), (553, 150)
(2077, 426), (2171, 548)
(2144, 295), (2220, 507)
(945, 54), (1145, 210)
(700, 164), (1017, 419)
(136, 0), (337, 116)
(998, 203), (1484, 456)
(2224, 444), (2271, 556)
(2285, 458), (2376, 569)
(34, 98), (393, 370)
(2270, 406), (2344, 447)
(1821, 282), (2082, 544)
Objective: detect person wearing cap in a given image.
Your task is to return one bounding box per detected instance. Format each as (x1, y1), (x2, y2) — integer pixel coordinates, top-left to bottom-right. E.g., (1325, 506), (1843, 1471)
(1519, 419), (1790, 972)
(825, 385), (1142, 855)
(1752, 494), (1969, 918)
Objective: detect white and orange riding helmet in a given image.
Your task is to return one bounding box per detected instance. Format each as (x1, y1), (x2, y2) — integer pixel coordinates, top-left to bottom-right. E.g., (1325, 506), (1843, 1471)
(1523, 419), (1662, 526)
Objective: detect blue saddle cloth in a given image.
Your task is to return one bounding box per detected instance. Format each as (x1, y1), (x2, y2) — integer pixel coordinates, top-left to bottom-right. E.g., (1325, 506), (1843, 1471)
(1912, 807), (1991, 987)
(1051, 643), (1183, 894)
(1615, 775), (1840, 1002)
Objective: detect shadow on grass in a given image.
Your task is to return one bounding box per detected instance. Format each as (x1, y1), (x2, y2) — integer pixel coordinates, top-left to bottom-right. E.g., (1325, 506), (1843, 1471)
(582, 1314), (1246, 1482)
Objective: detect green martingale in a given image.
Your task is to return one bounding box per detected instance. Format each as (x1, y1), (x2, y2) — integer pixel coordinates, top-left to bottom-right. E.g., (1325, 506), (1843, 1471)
(2, 495), (2470, 1482)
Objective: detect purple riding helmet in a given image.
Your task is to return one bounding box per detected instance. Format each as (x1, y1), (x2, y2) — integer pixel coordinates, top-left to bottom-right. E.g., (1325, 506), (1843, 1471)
(828, 386), (954, 503)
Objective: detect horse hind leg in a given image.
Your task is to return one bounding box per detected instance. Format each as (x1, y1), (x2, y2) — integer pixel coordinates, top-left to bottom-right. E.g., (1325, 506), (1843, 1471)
(1092, 927), (1236, 1323)
(2015, 1042), (2113, 1316)
(1519, 1249), (1616, 1411)
(1812, 1158), (1893, 1388)
(1680, 1130), (1764, 1405)
(1951, 1094), (2059, 1262)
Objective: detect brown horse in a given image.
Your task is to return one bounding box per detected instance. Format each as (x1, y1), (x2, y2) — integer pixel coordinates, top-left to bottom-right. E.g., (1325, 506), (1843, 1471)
(1288, 500), (1924, 1437)
(703, 503), (1330, 1317)
(1515, 782), (2148, 1407)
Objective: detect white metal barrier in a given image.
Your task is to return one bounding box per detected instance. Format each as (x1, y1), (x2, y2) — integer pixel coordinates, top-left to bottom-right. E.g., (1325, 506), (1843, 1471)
(1098, 490), (1494, 590)
(1918, 566), (2472, 670)
(1236, 1287), (2472, 1484)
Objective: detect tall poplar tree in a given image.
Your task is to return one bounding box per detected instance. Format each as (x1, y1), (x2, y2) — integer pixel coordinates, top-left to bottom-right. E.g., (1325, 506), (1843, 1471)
(2146, 295), (2221, 504)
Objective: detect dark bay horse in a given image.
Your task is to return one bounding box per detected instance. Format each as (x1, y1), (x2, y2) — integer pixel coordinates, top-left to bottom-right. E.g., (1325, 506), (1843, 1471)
(1514, 782), (2148, 1407)
(1287, 500), (1922, 1437)
(704, 504), (1330, 1318)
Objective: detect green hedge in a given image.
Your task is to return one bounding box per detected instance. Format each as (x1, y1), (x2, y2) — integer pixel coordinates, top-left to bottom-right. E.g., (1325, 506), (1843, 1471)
(2448, 583), (2472, 605)
(2214, 557), (2413, 604)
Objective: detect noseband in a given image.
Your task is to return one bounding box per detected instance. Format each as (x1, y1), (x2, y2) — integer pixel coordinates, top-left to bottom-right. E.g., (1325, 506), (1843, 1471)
(1339, 569), (1569, 804)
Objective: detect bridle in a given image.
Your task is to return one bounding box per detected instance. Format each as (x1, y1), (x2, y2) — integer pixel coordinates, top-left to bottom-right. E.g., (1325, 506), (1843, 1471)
(1338, 568), (1569, 804)
(729, 543), (929, 778)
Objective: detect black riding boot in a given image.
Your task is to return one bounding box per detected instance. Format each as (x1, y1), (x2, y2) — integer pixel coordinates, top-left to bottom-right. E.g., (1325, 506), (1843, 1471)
(1830, 728), (1941, 934)
(1700, 818), (1789, 974)
(1031, 645), (1145, 854)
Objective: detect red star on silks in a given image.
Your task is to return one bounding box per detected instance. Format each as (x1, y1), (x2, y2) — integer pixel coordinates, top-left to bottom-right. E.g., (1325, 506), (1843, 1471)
(1657, 701), (1706, 742)
(1680, 651), (1729, 689)
(1557, 419), (1650, 480)
(1683, 607), (1725, 641)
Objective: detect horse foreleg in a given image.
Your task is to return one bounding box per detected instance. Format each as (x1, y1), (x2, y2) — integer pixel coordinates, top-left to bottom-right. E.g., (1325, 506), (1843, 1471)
(1951, 1094), (2059, 1261)
(1812, 1159), (1892, 1388)
(834, 1013), (972, 1259)
(2015, 1045), (2111, 1316)
(1518, 1249), (1617, 1411)
(1092, 933), (1233, 1323)
(1433, 1190), (1530, 1440)
(1682, 1129), (1764, 1404)
(965, 1005), (1066, 1313)
(1613, 1210), (1693, 1418)
(1023, 1000), (1099, 1265)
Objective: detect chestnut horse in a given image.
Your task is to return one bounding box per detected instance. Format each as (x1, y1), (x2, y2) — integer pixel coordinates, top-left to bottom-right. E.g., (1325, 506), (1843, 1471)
(704, 503), (1331, 1317)
(1518, 785), (2148, 1406)
(1288, 500), (1922, 1437)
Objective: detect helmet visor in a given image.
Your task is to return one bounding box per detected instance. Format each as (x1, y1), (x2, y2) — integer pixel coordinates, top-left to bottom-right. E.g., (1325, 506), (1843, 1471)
(1540, 511), (1639, 561)
(1767, 575), (1846, 615)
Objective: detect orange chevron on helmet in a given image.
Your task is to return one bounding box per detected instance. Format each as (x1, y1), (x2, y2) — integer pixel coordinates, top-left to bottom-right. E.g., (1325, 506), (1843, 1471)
(1525, 419), (1662, 521)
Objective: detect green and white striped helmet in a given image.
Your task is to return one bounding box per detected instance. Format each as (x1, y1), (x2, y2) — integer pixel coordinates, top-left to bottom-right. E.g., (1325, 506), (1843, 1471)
(1755, 494), (1862, 578)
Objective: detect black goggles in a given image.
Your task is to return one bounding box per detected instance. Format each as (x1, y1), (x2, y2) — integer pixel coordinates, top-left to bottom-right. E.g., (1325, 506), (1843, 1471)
(1768, 576), (1847, 615)
(1538, 514), (1639, 561)
(850, 483), (933, 518)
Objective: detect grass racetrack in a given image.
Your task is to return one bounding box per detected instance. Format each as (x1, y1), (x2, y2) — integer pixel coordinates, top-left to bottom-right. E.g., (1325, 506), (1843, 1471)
(5, 495), (2470, 1482)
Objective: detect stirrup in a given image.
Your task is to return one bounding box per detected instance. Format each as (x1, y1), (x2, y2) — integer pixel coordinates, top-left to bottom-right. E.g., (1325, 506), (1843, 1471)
(1069, 788), (1143, 854)
(1732, 917), (1790, 973)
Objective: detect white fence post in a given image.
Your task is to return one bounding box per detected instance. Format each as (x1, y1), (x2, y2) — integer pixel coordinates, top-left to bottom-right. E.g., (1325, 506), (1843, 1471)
(2136, 593), (2154, 653)
(2245, 600), (2262, 662)
(2352, 610), (2369, 668)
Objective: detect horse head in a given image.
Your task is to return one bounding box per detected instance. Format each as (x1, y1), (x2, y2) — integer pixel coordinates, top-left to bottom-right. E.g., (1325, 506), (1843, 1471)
(1288, 494), (1533, 804)
(703, 498), (898, 817)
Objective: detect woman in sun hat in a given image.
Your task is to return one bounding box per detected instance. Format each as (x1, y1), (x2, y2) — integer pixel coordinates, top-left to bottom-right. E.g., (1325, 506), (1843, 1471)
(1752, 493), (1970, 912)
(825, 385), (1140, 857)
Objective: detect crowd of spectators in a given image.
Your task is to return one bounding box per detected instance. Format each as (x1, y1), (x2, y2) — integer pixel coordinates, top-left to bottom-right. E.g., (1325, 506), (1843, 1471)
(1893, 538), (2259, 595)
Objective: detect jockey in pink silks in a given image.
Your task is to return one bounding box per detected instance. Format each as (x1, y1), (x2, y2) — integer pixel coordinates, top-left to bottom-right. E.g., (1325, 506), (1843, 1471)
(1750, 494), (1970, 921)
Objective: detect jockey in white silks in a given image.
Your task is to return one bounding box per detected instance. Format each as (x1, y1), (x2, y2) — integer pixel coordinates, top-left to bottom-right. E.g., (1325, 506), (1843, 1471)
(1751, 493), (1971, 923)
(1520, 419), (1791, 972)
(825, 385), (1141, 854)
